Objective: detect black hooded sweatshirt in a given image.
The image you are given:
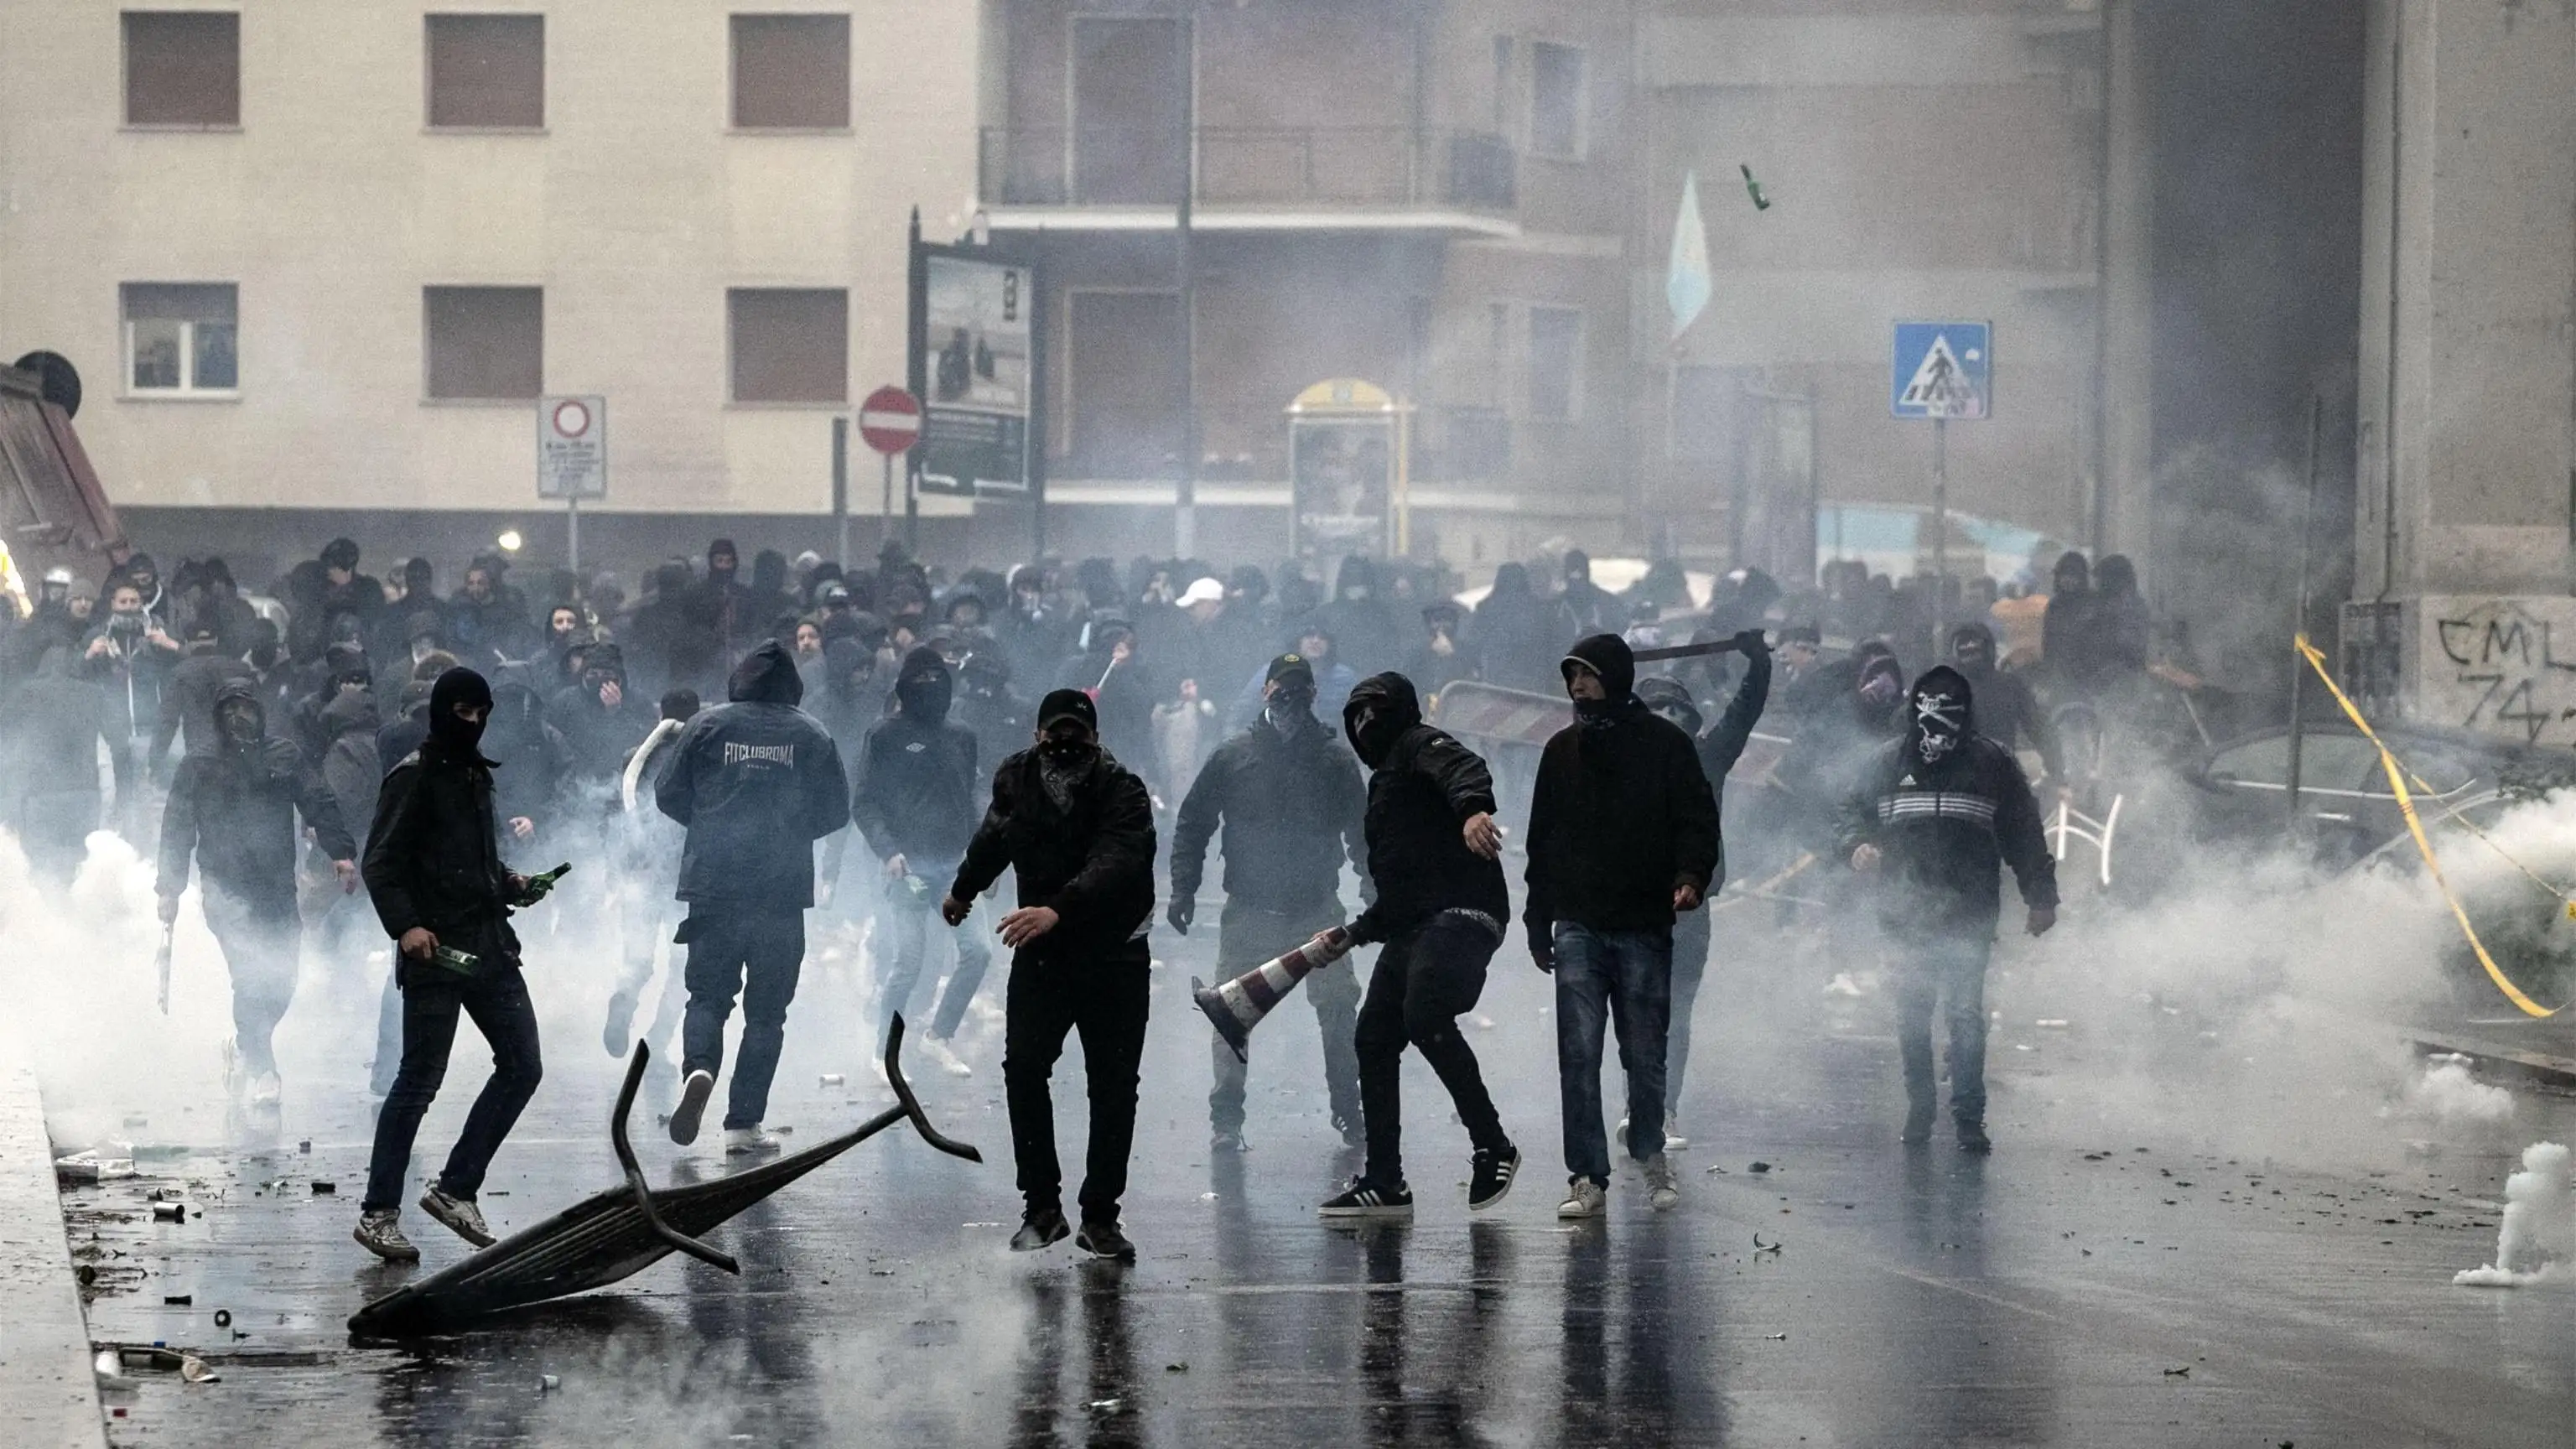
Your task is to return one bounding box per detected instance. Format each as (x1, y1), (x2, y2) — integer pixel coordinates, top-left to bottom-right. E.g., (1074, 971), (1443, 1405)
(366, 668), (519, 969)
(160, 680), (356, 917)
(950, 738), (1158, 963)
(654, 641), (850, 909)
(1523, 634), (1722, 945)
(849, 647), (981, 865)
(1835, 665), (2059, 932)
(1341, 672), (1508, 945)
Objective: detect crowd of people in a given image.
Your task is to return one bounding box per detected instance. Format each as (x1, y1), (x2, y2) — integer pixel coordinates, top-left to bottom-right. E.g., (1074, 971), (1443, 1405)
(0, 527), (2146, 1263)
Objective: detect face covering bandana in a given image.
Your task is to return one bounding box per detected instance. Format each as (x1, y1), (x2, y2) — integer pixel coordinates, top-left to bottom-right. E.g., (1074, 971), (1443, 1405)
(1914, 689), (1966, 765)
(1265, 687), (1314, 735)
(1037, 738), (1093, 810)
(219, 704), (262, 747)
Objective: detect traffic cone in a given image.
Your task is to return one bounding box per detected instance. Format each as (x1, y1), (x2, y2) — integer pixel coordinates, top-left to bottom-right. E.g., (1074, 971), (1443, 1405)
(1192, 928), (1352, 1063)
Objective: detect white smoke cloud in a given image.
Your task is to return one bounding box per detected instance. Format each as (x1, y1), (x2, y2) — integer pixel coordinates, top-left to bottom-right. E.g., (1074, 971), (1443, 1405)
(2453, 1141), (2573, 1288)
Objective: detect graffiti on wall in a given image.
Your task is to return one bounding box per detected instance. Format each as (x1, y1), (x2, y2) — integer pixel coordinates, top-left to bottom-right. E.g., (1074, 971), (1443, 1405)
(2419, 596), (2576, 745)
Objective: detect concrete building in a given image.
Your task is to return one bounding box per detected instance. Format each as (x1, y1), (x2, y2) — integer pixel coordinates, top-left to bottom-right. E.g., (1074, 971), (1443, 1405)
(0, 1), (979, 584)
(975, 0), (1637, 577)
(2347, 0), (2576, 742)
(1628, 0), (2150, 589)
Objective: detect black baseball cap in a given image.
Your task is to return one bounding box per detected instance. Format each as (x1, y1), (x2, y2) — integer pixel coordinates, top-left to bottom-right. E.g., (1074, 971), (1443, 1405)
(1265, 653), (1316, 688)
(1036, 688), (1098, 732)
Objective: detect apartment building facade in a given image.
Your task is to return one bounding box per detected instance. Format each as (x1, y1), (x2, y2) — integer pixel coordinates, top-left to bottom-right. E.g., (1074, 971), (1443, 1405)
(0, 2), (979, 576)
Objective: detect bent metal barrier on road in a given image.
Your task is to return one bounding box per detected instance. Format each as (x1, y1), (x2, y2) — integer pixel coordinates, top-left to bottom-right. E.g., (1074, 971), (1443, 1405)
(347, 1016), (981, 1338)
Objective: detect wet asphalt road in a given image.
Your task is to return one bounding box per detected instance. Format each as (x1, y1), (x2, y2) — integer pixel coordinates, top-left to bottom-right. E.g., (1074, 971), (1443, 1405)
(58, 909), (2576, 1448)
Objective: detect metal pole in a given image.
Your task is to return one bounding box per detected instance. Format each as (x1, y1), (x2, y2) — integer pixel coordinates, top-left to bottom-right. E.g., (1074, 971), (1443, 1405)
(2286, 392), (2324, 823)
(567, 495), (580, 578)
(1173, 7), (1197, 559)
(1930, 416), (1950, 652)
(831, 415), (850, 569)
(884, 452), (898, 552)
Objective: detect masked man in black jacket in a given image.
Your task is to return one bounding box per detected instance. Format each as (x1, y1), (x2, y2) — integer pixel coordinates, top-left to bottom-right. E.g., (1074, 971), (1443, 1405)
(1837, 665), (2058, 1153)
(1524, 635), (1721, 1218)
(157, 679), (360, 1109)
(356, 667), (547, 1263)
(851, 647), (989, 1077)
(1315, 673), (1522, 1221)
(1632, 626), (1770, 1153)
(656, 641), (850, 1155)
(943, 689), (1156, 1263)
(1171, 652), (1369, 1153)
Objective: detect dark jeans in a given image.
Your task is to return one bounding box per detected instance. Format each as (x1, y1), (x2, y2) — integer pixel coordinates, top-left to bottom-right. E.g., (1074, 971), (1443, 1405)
(363, 964), (543, 1211)
(1354, 914), (1509, 1190)
(1668, 907), (1711, 1117)
(680, 907), (808, 1130)
(1895, 932), (1994, 1125)
(1208, 898), (1361, 1136)
(200, 888), (299, 1078)
(877, 863), (994, 1041)
(1004, 943), (1150, 1224)
(1553, 922), (1673, 1184)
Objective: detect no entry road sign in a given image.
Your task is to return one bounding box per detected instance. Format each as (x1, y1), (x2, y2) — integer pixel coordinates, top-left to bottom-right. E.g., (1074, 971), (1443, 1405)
(859, 386), (922, 455)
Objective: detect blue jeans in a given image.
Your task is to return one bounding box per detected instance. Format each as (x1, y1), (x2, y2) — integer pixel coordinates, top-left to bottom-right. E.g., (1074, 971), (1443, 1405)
(680, 907), (807, 1130)
(875, 861), (993, 1041)
(1552, 923), (1672, 1184)
(1894, 932), (1992, 1124)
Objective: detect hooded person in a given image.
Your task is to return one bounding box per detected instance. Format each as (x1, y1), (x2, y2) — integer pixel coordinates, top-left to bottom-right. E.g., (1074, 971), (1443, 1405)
(1170, 652), (1371, 1153)
(152, 616), (257, 770)
(1559, 548), (1620, 636)
(5, 646), (112, 879)
(2041, 550), (2094, 683)
(653, 641), (851, 1155)
(1836, 665), (2059, 1152)
(1629, 626), (1770, 1152)
(849, 647), (990, 1075)
(1946, 623), (2062, 784)
(942, 688), (1157, 1263)
(1057, 615), (1157, 783)
(1405, 601), (1475, 697)
(953, 649), (1029, 790)
(1320, 555), (1402, 677)
(1472, 562), (1579, 694)
(548, 642), (656, 808)
(1314, 672), (1522, 1222)
(1522, 634), (1721, 1217)
(358, 667), (552, 1262)
(480, 682), (568, 860)
(157, 678), (359, 1107)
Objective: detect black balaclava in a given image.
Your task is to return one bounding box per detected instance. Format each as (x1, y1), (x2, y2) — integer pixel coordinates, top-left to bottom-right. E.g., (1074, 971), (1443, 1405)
(1949, 622), (1997, 679)
(1341, 673), (1420, 769)
(1905, 665), (1975, 769)
(1263, 656), (1317, 736)
(894, 646), (953, 724)
(1034, 688), (1099, 809)
(428, 667), (494, 754)
(707, 538), (739, 585)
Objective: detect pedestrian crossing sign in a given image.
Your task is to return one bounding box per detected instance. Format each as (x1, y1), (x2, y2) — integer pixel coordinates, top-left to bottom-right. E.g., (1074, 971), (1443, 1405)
(1892, 321), (1991, 419)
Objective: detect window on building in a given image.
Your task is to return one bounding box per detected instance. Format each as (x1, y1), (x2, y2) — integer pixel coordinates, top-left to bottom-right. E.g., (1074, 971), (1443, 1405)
(1671, 366), (1734, 460)
(423, 287), (543, 400)
(1067, 290), (1183, 475)
(123, 11), (240, 127)
(122, 283), (238, 395)
(730, 13), (850, 130)
(427, 14), (544, 128)
(1529, 305), (1581, 421)
(1490, 36), (1514, 132)
(729, 288), (847, 403)
(1528, 41), (1585, 160)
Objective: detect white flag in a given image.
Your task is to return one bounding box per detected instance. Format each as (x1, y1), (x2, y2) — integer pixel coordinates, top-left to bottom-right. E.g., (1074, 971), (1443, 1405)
(1666, 171), (1712, 340)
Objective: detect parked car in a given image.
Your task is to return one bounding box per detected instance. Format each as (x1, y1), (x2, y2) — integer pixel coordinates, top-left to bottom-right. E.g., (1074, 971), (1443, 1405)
(2183, 721), (2576, 865)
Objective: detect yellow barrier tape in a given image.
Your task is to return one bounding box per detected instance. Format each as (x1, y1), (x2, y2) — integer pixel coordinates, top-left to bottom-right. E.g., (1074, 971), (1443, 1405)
(2295, 636), (2562, 1018)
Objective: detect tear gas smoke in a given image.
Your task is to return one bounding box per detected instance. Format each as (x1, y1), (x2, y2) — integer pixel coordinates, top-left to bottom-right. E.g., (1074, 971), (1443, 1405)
(2452, 1141), (2573, 1288)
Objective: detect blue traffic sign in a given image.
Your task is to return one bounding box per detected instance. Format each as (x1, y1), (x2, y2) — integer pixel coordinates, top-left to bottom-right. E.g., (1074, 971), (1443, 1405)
(1891, 320), (1991, 419)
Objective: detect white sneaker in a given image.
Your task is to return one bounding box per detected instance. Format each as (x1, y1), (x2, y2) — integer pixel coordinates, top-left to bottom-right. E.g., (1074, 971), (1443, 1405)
(921, 1036), (973, 1078)
(724, 1126), (781, 1157)
(1644, 1154), (1680, 1212)
(1557, 1178), (1607, 1219)
(1664, 1112), (1689, 1152)
(669, 1069), (715, 1145)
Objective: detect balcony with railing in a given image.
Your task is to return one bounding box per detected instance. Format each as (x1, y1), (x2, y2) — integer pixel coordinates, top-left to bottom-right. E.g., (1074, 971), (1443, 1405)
(979, 126), (1517, 229)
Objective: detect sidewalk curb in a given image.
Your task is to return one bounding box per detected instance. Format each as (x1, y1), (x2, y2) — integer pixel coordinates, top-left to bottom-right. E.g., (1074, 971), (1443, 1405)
(0, 1065), (107, 1447)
